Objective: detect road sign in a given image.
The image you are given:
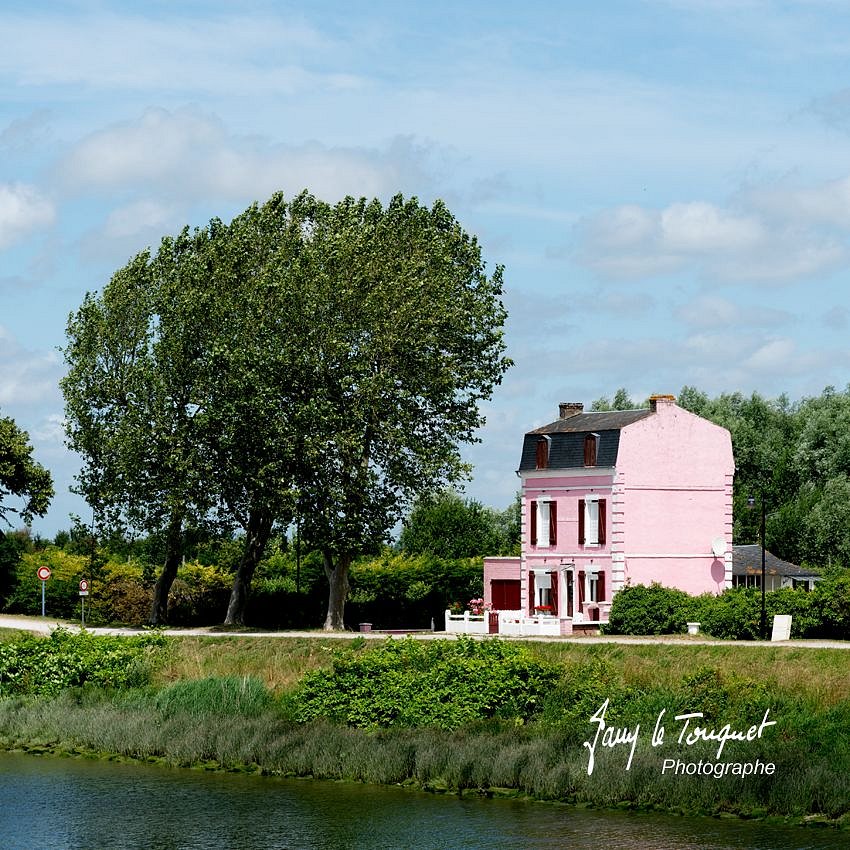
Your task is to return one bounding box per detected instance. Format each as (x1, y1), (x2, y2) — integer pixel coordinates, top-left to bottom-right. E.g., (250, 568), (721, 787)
(79, 579), (89, 596)
(37, 566), (51, 581)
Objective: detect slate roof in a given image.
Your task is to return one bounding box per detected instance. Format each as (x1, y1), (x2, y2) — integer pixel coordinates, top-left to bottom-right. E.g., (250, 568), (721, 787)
(528, 409), (652, 434)
(732, 545), (820, 578)
(519, 409), (652, 472)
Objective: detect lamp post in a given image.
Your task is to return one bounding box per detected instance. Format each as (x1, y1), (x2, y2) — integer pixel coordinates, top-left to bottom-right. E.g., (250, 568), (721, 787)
(746, 492), (767, 640)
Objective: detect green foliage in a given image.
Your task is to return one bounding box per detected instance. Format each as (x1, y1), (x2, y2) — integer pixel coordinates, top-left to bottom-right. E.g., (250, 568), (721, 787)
(347, 550), (483, 629)
(697, 588), (763, 640)
(0, 628), (168, 696)
(62, 191), (511, 629)
(603, 583), (700, 635)
(0, 531), (24, 604)
(675, 384), (850, 566)
(603, 579), (849, 641)
(6, 549), (90, 618)
(590, 388), (644, 411)
(294, 637), (559, 729)
(154, 675), (273, 718)
(0, 410), (53, 527)
(809, 569), (850, 639)
(400, 490), (519, 559)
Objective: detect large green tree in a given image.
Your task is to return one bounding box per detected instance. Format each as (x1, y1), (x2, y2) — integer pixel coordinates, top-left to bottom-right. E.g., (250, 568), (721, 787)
(0, 411), (53, 529)
(62, 236), (222, 624)
(0, 412), (52, 600)
(63, 191), (509, 629)
(290, 194), (511, 628)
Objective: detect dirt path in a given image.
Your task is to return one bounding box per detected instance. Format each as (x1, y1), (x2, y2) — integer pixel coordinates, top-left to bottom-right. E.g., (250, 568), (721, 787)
(1, 614), (848, 648)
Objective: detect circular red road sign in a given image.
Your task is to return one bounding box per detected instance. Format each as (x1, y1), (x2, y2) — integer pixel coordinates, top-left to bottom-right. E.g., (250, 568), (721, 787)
(79, 579), (89, 592)
(37, 566), (51, 581)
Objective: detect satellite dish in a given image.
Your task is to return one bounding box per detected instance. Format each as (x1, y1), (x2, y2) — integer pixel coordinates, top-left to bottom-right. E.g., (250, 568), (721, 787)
(711, 537), (726, 558)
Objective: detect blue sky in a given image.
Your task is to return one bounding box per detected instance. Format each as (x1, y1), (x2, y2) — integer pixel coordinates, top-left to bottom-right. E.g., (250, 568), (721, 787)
(3, 0), (850, 535)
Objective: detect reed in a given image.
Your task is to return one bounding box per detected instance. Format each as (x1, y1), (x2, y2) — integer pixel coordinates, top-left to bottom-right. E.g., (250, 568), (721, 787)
(1, 631), (849, 826)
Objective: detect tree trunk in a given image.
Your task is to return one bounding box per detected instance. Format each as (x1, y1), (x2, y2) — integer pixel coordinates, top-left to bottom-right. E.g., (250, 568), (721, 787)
(224, 509), (274, 626)
(323, 550), (351, 630)
(150, 511), (184, 626)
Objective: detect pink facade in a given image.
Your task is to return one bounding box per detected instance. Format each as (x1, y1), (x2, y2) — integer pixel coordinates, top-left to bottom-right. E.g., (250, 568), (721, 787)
(483, 395), (734, 630)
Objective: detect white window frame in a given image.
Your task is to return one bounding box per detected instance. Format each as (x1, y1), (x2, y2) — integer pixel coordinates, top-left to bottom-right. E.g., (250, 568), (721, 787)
(586, 570), (599, 602)
(584, 497), (600, 546)
(533, 569), (552, 609)
(536, 498), (552, 549)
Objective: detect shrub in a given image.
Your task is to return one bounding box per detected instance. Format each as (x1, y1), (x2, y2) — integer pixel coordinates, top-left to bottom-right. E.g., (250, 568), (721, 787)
(809, 570), (850, 640)
(346, 551), (483, 630)
(604, 583), (699, 635)
(293, 636), (560, 729)
(0, 628), (168, 696)
(698, 587), (763, 639)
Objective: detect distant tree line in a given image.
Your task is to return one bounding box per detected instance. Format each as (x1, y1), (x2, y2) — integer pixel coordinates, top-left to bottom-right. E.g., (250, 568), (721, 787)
(594, 384), (850, 568)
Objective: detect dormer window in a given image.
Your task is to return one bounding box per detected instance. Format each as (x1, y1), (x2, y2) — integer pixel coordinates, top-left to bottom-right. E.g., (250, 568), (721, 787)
(536, 436), (550, 469)
(583, 433), (598, 467)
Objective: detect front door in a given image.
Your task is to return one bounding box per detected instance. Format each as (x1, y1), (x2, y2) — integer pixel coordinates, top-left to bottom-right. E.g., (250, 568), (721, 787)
(565, 571), (574, 617)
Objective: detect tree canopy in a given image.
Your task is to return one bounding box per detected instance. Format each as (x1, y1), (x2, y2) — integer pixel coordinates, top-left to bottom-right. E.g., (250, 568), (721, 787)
(62, 191), (510, 628)
(0, 411), (53, 529)
(400, 490), (520, 559)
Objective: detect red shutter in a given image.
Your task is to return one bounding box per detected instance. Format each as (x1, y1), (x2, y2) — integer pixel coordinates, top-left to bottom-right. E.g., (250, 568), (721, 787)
(584, 435), (597, 466)
(578, 499), (585, 544)
(549, 570), (559, 616)
(528, 571), (536, 614)
(549, 501), (557, 546)
(598, 499), (606, 545)
(530, 501), (537, 546)
(578, 570), (586, 607)
(536, 438), (548, 469)
(598, 571), (606, 602)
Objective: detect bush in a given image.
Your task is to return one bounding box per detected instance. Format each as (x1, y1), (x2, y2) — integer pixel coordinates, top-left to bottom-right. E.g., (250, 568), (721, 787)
(604, 583), (699, 635)
(346, 551), (483, 630)
(294, 636), (560, 729)
(698, 587), (763, 639)
(0, 628), (168, 696)
(809, 570), (850, 640)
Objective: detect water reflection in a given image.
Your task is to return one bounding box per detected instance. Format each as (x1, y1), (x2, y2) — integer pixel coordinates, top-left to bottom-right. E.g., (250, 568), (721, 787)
(0, 753), (844, 850)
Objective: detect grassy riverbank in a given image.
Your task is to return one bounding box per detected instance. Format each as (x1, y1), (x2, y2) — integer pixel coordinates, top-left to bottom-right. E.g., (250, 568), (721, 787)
(0, 630), (848, 829)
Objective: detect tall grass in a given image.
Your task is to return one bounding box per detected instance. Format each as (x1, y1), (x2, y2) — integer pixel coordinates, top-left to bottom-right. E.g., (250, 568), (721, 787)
(1, 632), (849, 825)
(1, 694), (848, 823)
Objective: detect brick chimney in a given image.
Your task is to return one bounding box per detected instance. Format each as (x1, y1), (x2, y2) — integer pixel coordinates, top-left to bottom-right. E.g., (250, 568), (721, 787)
(559, 402), (584, 419)
(649, 394), (676, 413)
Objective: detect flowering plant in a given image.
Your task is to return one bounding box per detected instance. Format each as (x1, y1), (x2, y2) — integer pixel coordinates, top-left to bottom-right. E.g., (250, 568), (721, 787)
(468, 597), (491, 615)
(448, 601), (464, 615)
(534, 605), (554, 615)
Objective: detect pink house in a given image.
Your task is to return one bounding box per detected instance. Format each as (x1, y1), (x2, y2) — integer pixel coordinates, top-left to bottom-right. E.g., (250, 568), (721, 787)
(483, 395), (734, 635)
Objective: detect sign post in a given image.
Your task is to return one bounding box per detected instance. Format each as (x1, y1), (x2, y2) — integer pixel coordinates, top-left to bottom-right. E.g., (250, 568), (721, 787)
(79, 579), (89, 628)
(37, 566), (51, 617)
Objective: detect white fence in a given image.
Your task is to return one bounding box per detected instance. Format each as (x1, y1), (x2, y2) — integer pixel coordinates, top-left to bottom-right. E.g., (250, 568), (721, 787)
(444, 610), (563, 636)
(444, 610), (489, 634)
(496, 611), (561, 636)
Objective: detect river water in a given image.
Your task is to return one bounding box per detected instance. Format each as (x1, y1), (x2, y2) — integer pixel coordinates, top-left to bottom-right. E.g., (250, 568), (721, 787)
(0, 752), (844, 850)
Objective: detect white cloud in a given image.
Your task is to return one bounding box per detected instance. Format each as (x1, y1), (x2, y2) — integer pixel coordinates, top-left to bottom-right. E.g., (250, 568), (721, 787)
(103, 200), (178, 240)
(0, 11), (358, 96)
(742, 338), (797, 372)
(577, 196), (847, 283)
(675, 294), (792, 329)
(660, 202), (764, 253)
(32, 413), (65, 446)
(0, 325), (62, 408)
(59, 108), (439, 206)
(0, 183), (55, 250)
